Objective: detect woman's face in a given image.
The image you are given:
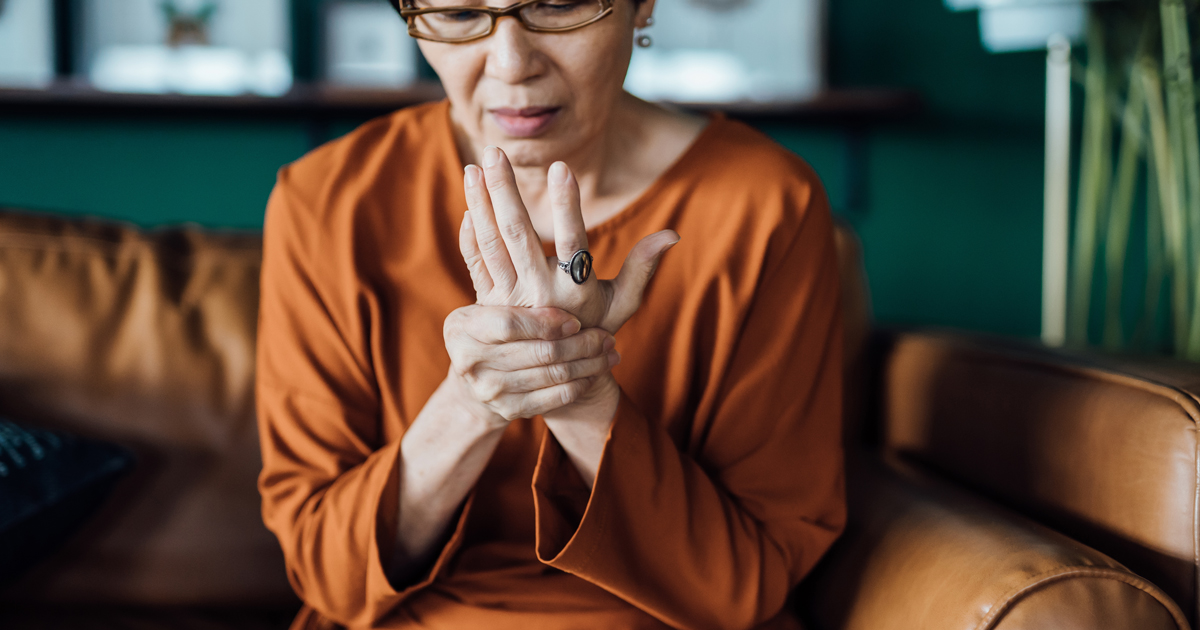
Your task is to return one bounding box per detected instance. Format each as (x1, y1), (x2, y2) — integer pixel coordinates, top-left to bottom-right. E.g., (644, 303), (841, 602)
(416, 0), (654, 167)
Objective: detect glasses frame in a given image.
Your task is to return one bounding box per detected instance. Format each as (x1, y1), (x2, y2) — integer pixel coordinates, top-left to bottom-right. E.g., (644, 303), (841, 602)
(397, 0), (615, 43)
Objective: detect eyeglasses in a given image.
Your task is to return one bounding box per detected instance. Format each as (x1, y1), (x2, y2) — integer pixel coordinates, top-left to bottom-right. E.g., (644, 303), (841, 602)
(396, 0), (614, 44)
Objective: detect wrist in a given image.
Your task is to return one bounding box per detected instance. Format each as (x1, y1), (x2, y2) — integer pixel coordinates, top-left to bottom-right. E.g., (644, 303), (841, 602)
(543, 373), (620, 425)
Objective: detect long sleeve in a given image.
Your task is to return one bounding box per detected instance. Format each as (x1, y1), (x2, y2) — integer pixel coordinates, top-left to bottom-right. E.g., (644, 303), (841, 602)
(255, 171), (472, 628)
(532, 189), (846, 630)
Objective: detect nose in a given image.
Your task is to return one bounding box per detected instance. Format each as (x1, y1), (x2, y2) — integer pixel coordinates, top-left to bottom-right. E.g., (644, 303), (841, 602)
(483, 16), (546, 85)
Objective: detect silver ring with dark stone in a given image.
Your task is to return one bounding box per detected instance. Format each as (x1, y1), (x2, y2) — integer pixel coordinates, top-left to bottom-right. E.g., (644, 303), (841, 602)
(558, 250), (594, 285)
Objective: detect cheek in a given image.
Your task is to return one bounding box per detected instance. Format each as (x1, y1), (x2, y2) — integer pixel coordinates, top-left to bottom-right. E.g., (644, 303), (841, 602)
(556, 33), (634, 107)
(418, 43), (483, 100)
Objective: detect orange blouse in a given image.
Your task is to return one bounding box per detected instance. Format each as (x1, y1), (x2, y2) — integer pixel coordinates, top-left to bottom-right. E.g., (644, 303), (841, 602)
(256, 101), (845, 630)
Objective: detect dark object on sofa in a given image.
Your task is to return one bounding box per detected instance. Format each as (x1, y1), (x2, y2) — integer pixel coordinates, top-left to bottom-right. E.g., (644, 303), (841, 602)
(0, 419), (134, 585)
(0, 206), (1196, 629)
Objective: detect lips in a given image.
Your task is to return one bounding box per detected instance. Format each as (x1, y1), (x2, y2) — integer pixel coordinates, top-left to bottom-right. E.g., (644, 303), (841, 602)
(489, 106), (561, 138)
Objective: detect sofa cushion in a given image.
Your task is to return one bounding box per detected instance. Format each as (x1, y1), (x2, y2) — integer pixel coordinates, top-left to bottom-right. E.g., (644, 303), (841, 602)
(879, 331), (1200, 625)
(0, 209), (295, 606)
(0, 419), (133, 585)
(801, 455), (1189, 630)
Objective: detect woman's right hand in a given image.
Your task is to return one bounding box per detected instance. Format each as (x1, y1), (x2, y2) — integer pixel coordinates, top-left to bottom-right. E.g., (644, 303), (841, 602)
(443, 304), (619, 426)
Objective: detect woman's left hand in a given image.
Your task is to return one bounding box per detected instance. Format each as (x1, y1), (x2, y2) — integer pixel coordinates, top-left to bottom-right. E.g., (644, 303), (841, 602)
(459, 146), (679, 334)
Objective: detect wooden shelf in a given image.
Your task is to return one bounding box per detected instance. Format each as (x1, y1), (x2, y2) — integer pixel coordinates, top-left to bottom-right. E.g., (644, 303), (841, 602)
(0, 81), (923, 124)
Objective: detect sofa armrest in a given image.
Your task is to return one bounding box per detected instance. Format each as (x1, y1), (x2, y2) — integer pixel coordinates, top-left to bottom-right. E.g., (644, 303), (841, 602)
(869, 330), (1200, 624)
(800, 455), (1188, 630)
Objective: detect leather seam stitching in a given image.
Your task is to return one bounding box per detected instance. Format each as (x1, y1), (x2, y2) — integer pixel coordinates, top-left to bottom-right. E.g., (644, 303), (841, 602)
(976, 566), (1191, 630)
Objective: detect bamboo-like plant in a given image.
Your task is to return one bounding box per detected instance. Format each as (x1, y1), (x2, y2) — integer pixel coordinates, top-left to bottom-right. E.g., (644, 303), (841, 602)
(1074, 0), (1200, 358)
(1070, 19), (1111, 346)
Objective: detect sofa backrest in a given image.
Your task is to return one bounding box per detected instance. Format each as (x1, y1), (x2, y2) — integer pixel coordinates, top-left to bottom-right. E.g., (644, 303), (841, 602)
(881, 332), (1200, 625)
(0, 209), (295, 607)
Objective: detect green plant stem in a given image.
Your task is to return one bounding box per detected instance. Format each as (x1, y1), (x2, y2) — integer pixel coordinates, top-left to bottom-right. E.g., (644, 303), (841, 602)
(1161, 0), (1200, 357)
(1142, 161), (1166, 350)
(1104, 61), (1148, 349)
(1143, 61), (1191, 355)
(1070, 18), (1111, 346)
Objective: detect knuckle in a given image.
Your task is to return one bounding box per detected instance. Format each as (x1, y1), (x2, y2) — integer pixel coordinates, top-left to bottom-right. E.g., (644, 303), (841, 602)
(500, 398), (529, 421)
(535, 341), (557, 366)
(450, 362), (471, 381)
(495, 401), (517, 421)
(557, 385), (578, 407)
(443, 308), (464, 335)
(486, 173), (511, 193)
(463, 249), (485, 270)
(475, 377), (504, 403)
(548, 363), (571, 385)
(498, 316), (521, 341)
(588, 331), (606, 355)
(445, 345), (467, 367)
(477, 234), (508, 258)
(464, 192), (483, 213)
(500, 221), (528, 245)
(445, 328), (467, 352)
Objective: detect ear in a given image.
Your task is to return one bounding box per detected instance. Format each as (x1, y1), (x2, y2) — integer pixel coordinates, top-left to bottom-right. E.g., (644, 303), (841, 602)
(633, 0), (656, 28)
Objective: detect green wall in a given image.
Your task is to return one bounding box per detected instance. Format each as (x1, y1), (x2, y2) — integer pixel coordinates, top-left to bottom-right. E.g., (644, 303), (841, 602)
(0, 0), (1049, 338)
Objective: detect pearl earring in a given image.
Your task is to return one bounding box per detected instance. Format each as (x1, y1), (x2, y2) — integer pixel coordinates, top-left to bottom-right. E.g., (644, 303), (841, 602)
(636, 16), (654, 48)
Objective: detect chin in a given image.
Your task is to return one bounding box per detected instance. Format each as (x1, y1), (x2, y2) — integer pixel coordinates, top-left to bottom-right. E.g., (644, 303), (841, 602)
(499, 140), (564, 169)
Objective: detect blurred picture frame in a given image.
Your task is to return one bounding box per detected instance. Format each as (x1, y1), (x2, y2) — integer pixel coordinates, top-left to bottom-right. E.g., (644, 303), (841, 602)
(79, 0), (293, 96)
(625, 0), (826, 103)
(0, 0), (55, 88)
(324, 0), (418, 88)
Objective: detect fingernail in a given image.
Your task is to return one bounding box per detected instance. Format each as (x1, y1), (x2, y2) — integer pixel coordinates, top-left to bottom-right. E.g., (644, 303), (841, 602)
(608, 351), (621, 367)
(549, 162), (568, 185)
(602, 336), (616, 352)
(562, 319), (581, 335)
(464, 165), (480, 187)
(484, 146), (500, 168)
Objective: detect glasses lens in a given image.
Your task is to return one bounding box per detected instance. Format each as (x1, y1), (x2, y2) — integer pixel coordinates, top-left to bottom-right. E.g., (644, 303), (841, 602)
(520, 0), (606, 30)
(412, 9), (492, 41)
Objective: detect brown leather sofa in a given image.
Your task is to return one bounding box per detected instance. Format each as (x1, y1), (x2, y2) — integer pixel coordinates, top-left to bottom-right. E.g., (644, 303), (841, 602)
(0, 207), (1195, 630)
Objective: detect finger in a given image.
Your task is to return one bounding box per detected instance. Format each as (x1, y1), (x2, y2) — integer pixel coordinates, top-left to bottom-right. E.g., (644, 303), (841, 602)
(480, 328), (614, 371)
(549, 162), (589, 265)
(464, 164), (518, 294)
(496, 351), (619, 394)
(482, 147), (546, 280)
(459, 211), (494, 298)
(609, 229), (680, 327)
(493, 376), (598, 420)
(459, 305), (581, 344)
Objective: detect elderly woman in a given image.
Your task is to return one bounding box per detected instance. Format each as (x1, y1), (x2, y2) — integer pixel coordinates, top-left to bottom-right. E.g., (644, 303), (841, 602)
(255, 0), (845, 628)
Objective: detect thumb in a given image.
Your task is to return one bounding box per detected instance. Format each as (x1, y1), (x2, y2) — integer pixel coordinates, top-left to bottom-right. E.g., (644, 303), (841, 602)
(607, 230), (680, 330)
